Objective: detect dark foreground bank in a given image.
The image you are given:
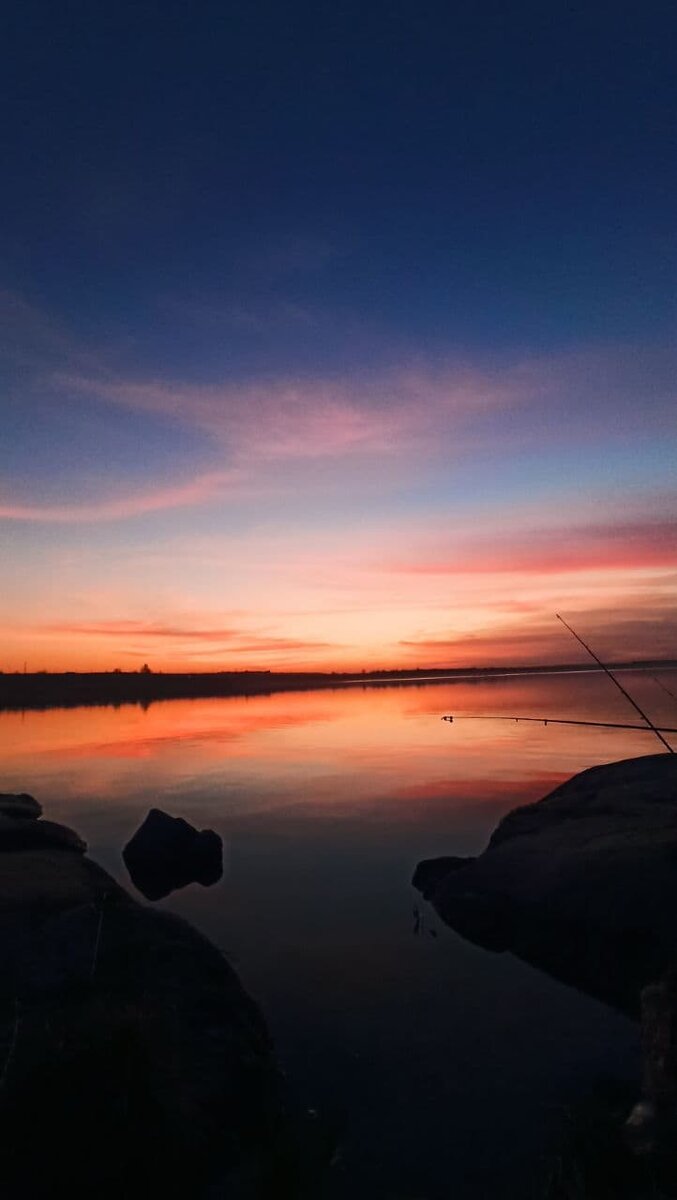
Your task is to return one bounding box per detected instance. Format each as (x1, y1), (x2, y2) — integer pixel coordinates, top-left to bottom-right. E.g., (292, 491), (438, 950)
(0, 792), (327, 1199)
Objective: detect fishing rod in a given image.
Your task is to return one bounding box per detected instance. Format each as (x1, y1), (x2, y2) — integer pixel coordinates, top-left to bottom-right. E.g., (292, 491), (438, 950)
(441, 714), (677, 734)
(555, 613), (674, 754)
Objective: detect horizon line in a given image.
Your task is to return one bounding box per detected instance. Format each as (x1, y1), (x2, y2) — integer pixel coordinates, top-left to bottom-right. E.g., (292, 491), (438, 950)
(3, 657), (677, 680)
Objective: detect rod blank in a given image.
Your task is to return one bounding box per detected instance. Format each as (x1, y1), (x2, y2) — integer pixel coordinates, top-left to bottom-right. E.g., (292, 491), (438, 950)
(555, 613), (674, 754)
(442, 714), (677, 734)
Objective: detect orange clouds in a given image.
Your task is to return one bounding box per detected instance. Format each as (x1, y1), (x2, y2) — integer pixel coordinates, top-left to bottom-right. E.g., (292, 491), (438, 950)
(12, 616), (341, 673)
(42, 619), (336, 653)
(399, 598), (677, 668)
(3, 506), (676, 671)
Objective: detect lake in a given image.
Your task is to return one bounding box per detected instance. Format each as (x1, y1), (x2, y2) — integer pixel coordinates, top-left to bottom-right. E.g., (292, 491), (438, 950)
(2, 669), (676, 1197)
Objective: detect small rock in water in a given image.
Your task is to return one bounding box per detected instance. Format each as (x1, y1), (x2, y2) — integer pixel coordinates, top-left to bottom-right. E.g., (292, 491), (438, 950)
(123, 807), (223, 900)
(0, 792), (42, 820)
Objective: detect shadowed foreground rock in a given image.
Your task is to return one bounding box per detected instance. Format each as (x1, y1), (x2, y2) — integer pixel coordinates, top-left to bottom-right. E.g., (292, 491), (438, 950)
(0, 791), (42, 819)
(0, 799), (319, 1199)
(123, 807), (223, 900)
(413, 753), (677, 1156)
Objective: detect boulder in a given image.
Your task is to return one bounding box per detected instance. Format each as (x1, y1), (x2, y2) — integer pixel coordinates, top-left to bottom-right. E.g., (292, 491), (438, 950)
(413, 753), (677, 1153)
(123, 807), (223, 900)
(413, 753), (677, 1016)
(0, 796), (312, 1199)
(0, 815), (85, 854)
(0, 792), (41, 819)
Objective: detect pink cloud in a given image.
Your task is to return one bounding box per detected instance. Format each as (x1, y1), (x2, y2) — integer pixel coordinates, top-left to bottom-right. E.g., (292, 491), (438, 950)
(387, 517), (677, 576)
(55, 342), (677, 467)
(56, 361), (529, 464)
(0, 470), (238, 524)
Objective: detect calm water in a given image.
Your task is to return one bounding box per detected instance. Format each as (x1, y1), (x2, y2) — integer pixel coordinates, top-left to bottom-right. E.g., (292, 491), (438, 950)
(3, 670), (676, 1197)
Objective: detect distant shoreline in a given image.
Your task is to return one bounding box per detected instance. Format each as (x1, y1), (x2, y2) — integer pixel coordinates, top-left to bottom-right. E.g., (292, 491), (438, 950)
(1, 660), (676, 713)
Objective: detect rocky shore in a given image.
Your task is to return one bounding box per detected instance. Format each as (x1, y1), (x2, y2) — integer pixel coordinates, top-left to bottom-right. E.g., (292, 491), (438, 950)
(0, 792), (316, 1198)
(414, 753), (677, 1157)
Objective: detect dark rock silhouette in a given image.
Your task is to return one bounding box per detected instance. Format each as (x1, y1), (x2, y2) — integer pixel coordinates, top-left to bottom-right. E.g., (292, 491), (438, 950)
(123, 808), (223, 900)
(0, 796), (316, 1199)
(414, 754), (677, 1014)
(413, 753), (677, 1153)
(0, 814), (86, 852)
(0, 791), (42, 819)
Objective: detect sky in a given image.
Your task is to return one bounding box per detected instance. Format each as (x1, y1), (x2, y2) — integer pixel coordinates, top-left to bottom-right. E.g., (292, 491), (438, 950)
(1, 0), (676, 672)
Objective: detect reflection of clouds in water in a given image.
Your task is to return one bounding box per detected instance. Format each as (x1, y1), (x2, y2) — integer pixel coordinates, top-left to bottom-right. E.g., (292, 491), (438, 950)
(2, 673), (675, 815)
(0, 673), (673, 860)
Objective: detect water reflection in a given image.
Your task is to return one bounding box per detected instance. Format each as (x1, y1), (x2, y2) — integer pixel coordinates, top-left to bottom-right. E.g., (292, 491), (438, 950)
(1, 671), (675, 1197)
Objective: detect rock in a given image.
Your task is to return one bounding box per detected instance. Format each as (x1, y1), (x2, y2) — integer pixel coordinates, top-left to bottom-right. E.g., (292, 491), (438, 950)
(0, 815), (86, 853)
(413, 753), (677, 1016)
(0, 792), (41, 820)
(0, 799), (305, 1199)
(123, 808), (223, 900)
(413, 753), (677, 1156)
(412, 855), (473, 899)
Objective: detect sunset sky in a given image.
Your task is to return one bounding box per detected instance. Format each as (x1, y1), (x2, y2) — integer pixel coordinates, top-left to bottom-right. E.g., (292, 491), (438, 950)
(1, 1), (676, 672)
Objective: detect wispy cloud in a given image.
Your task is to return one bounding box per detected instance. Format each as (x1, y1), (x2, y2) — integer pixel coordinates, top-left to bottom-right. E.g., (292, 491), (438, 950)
(160, 637), (336, 657)
(37, 618), (337, 660)
(53, 360), (536, 477)
(43, 620), (251, 639)
(399, 594), (677, 666)
(55, 371), (410, 458)
(387, 516), (677, 576)
(0, 471), (238, 523)
(56, 341), (677, 474)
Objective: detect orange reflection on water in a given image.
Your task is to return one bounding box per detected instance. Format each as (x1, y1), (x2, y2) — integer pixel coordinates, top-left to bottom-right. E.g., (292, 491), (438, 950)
(1, 671), (674, 835)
